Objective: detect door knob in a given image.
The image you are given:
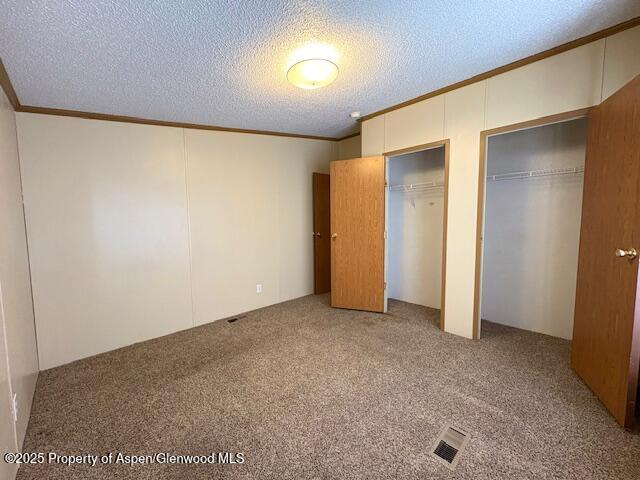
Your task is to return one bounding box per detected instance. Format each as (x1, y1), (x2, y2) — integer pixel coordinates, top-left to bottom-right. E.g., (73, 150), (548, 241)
(615, 248), (638, 260)
(331, 233), (338, 239)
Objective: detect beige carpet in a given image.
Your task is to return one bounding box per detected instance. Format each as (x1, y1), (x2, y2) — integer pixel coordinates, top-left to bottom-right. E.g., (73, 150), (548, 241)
(17, 295), (640, 479)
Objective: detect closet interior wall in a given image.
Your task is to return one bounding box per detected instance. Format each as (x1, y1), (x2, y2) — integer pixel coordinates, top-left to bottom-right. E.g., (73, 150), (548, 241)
(480, 119), (588, 339)
(387, 147), (445, 309)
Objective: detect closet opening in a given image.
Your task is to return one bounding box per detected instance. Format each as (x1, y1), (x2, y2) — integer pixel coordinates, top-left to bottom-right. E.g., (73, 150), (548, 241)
(477, 117), (588, 339)
(385, 142), (448, 329)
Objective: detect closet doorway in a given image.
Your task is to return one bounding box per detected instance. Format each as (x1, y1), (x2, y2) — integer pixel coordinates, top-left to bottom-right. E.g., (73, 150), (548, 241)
(329, 141), (450, 330)
(385, 141), (449, 329)
(474, 76), (640, 428)
(476, 115), (588, 340)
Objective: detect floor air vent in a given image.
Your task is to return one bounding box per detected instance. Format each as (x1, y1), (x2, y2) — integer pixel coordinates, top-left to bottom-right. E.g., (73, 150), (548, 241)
(227, 315), (247, 324)
(430, 425), (470, 470)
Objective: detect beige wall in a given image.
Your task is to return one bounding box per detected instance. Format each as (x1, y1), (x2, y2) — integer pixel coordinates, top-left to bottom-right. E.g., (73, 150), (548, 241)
(0, 299), (17, 480)
(185, 130), (333, 325)
(17, 115), (194, 370)
(337, 134), (361, 159)
(602, 26), (640, 100)
(0, 89), (39, 480)
(385, 96), (445, 152)
(361, 25), (640, 338)
(17, 114), (336, 369)
(484, 41), (604, 129)
(362, 116), (384, 157)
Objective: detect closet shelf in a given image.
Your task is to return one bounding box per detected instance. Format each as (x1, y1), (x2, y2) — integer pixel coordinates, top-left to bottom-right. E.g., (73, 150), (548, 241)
(388, 179), (444, 192)
(388, 166), (584, 192)
(487, 166), (584, 182)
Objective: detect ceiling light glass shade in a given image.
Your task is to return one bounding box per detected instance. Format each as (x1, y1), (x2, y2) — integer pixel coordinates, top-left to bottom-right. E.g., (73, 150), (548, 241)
(287, 59), (339, 89)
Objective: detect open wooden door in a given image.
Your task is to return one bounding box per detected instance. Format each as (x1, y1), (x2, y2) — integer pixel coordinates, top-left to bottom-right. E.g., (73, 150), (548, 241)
(330, 156), (386, 312)
(572, 74), (640, 428)
(313, 172), (331, 294)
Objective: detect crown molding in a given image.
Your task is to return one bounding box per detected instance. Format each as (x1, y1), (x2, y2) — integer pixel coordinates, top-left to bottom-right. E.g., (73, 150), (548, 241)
(0, 59), (20, 110)
(336, 131), (361, 141)
(17, 105), (339, 141)
(359, 16), (640, 122)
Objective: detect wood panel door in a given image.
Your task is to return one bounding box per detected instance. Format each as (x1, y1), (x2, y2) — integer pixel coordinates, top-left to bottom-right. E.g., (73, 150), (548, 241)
(572, 74), (640, 428)
(330, 156), (386, 312)
(313, 172), (331, 294)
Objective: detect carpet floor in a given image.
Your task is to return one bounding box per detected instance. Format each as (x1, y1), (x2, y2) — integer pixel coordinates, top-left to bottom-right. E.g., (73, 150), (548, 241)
(16, 295), (640, 479)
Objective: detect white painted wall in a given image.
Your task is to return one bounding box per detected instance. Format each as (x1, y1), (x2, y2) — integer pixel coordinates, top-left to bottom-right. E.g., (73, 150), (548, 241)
(388, 148), (444, 308)
(16, 113), (336, 369)
(481, 120), (587, 339)
(337, 134), (361, 160)
(186, 130), (334, 325)
(361, 25), (640, 339)
(0, 89), (39, 480)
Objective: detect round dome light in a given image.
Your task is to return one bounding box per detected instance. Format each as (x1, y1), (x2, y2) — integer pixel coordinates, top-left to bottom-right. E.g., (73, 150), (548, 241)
(287, 58), (339, 90)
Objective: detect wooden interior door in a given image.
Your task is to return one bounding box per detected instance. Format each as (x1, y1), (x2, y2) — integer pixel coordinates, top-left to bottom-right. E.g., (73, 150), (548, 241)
(571, 74), (640, 428)
(330, 156), (386, 312)
(313, 172), (331, 294)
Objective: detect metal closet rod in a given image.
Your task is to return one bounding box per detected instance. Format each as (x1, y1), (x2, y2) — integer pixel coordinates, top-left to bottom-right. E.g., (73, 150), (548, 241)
(388, 165), (585, 191)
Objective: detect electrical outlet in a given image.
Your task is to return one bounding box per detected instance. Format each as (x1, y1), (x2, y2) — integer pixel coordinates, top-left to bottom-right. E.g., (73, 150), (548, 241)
(256, 284), (263, 294)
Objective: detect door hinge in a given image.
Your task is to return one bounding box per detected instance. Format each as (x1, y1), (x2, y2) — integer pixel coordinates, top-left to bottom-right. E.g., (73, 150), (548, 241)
(384, 282), (387, 290)
(384, 230), (387, 239)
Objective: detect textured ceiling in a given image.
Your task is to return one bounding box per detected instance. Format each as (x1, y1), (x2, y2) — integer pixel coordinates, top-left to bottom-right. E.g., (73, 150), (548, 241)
(1, 1), (639, 138)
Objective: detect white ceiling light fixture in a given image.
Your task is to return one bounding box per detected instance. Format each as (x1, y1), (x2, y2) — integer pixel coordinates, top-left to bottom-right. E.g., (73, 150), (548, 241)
(287, 58), (339, 90)
(350, 111), (361, 119)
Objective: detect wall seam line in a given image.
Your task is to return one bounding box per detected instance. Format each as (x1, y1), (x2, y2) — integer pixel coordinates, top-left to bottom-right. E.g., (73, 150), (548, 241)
(483, 80), (488, 130)
(182, 129), (196, 328)
(0, 283), (19, 454)
(442, 93), (447, 138)
(12, 113), (41, 375)
(383, 115), (386, 153)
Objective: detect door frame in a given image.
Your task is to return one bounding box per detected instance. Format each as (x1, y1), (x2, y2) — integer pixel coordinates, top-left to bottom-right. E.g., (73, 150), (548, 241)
(383, 138), (450, 331)
(312, 172), (331, 295)
(472, 108), (592, 339)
